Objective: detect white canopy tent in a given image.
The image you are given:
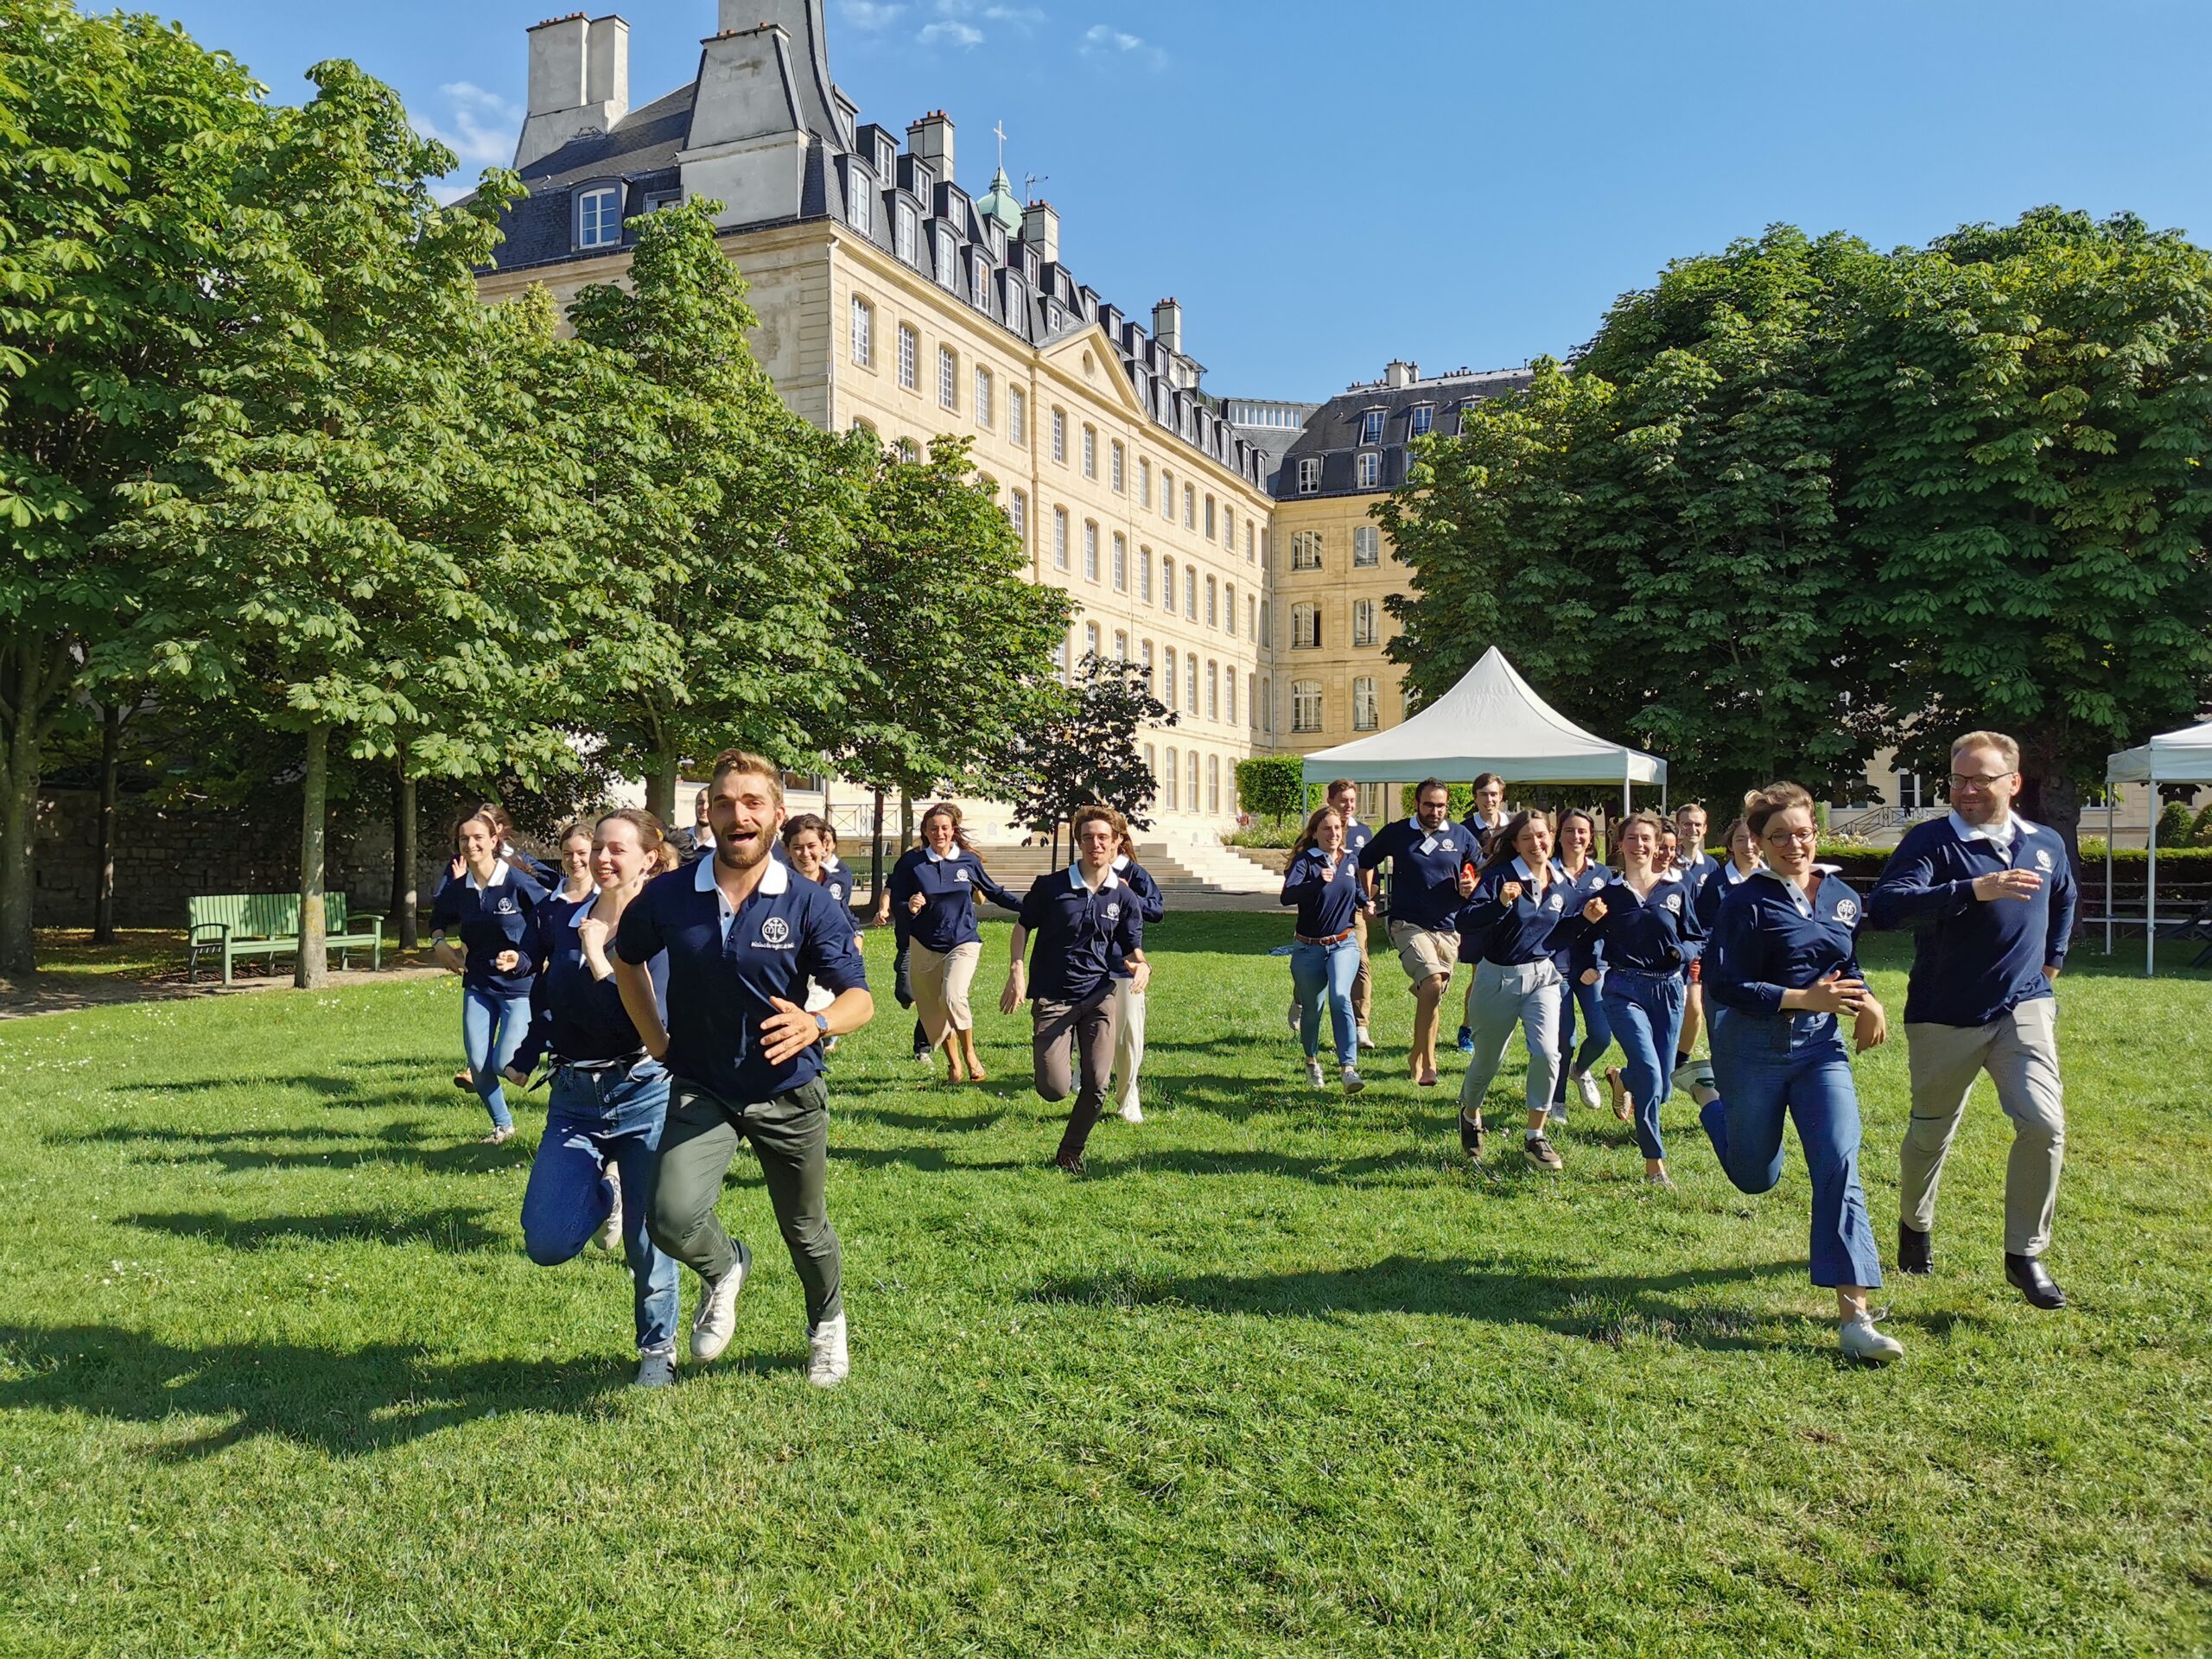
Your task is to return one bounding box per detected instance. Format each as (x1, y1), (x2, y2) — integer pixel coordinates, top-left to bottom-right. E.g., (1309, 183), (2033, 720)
(1300, 646), (1667, 816)
(2103, 718), (2212, 975)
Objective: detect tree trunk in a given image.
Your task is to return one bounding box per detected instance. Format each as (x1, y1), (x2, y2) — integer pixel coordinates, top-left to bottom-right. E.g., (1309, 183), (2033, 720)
(899, 788), (914, 855)
(868, 787), (887, 921)
(296, 723), (331, 990)
(92, 702), (122, 944)
(645, 751), (680, 826)
(0, 723), (37, 976)
(391, 756), (418, 950)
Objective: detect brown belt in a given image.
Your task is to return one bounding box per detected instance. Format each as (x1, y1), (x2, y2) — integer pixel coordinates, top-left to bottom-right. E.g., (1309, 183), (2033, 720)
(1297, 928), (1356, 946)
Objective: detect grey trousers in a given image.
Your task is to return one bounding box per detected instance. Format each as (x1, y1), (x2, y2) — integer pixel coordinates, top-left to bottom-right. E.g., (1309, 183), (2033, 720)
(1457, 957), (1563, 1120)
(1899, 998), (2065, 1257)
(1033, 985), (1121, 1161)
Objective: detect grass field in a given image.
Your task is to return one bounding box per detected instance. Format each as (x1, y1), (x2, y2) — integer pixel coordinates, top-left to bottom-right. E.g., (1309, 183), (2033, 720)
(3, 914), (2209, 1656)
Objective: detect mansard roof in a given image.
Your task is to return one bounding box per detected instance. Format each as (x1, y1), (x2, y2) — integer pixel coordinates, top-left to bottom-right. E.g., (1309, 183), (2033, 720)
(1273, 368), (1535, 499)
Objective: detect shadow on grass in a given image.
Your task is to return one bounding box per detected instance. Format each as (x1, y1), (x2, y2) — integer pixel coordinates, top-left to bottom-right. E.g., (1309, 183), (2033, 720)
(120, 1207), (508, 1255)
(111, 1057), (454, 1104)
(0, 1324), (638, 1459)
(1022, 1254), (1802, 1352)
(54, 1122), (530, 1174)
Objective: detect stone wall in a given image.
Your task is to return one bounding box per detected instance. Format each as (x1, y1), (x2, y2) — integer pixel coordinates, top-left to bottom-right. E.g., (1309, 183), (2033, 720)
(32, 788), (445, 931)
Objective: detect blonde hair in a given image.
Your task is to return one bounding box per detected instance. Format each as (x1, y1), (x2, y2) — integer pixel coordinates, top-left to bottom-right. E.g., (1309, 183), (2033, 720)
(1951, 730), (2021, 771)
(709, 749), (784, 805)
(1745, 782), (1816, 840)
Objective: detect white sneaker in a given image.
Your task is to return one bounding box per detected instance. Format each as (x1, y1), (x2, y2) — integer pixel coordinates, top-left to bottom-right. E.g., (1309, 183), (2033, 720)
(807, 1313), (850, 1389)
(1839, 1316), (1904, 1364)
(594, 1164), (623, 1251)
(632, 1351), (677, 1389)
(1287, 1001), (1302, 1033)
(1117, 1096), (1144, 1124)
(689, 1239), (751, 1363)
(1356, 1025), (1376, 1051)
(1340, 1066), (1366, 1096)
(1573, 1071), (1601, 1112)
(1305, 1057), (1325, 1089)
(1546, 1102), (1568, 1128)
(1669, 1058), (1700, 1096)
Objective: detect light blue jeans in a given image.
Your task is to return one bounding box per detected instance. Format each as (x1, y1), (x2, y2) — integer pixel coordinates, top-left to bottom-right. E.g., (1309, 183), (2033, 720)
(1553, 972), (1613, 1104)
(521, 1061), (679, 1355)
(1602, 969), (1686, 1162)
(1290, 937), (1360, 1067)
(461, 988), (531, 1131)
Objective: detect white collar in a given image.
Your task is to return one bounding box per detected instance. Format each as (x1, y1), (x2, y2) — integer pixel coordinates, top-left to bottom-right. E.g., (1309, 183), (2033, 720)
(1752, 862), (1838, 916)
(1411, 817), (1450, 836)
(1069, 861), (1121, 893)
(694, 852), (791, 902)
(823, 854), (842, 871)
(465, 861), (510, 893)
(1112, 853), (1130, 871)
(1721, 860), (1757, 886)
(1950, 810), (2029, 849)
(1511, 854), (1550, 884)
(925, 845), (950, 862)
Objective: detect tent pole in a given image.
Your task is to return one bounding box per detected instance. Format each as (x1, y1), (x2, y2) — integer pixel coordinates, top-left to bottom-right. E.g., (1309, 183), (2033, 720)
(2146, 772), (2158, 977)
(2103, 788), (2113, 956)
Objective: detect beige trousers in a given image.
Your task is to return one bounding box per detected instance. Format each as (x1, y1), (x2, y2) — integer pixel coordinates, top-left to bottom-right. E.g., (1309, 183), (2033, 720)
(910, 940), (982, 1045)
(1900, 998), (2065, 1257)
(1110, 977), (1147, 1113)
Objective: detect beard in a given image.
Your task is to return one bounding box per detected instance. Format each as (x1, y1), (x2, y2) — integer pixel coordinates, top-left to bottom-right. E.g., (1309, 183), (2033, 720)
(715, 825), (772, 872)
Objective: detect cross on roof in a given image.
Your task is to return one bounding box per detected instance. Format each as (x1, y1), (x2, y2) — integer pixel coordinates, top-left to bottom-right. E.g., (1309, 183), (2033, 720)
(993, 120), (1008, 168)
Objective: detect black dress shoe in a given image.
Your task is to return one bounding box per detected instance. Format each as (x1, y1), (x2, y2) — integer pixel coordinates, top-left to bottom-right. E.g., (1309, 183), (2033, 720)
(1898, 1222), (1933, 1275)
(1054, 1151), (1086, 1176)
(1459, 1113), (1484, 1160)
(2005, 1253), (2066, 1309)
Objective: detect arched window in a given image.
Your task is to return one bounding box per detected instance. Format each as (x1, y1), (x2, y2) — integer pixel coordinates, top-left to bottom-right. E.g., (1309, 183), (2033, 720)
(1164, 747), (1179, 810)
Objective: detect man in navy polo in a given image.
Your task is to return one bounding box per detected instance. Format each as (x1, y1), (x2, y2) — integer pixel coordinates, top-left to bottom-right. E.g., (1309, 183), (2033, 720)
(1358, 778), (1478, 1087)
(1868, 730), (2077, 1310)
(614, 751), (874, 1386)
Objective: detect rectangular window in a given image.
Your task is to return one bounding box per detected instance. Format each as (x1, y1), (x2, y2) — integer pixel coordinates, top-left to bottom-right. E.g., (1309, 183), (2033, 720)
(1160, 556), (1174, 611)
(1247, 672), (1256, 728)
(1140, 459), (1152, 507)
(849, 296), (872, 367)
(848, 170), (872, 236)
(1183, 485), (1195, 528)
(1353, 598), (1378, 647)
(936, 227), (957, 288)
(1110, 442), (1125, 493)
(1353, 525), (1381, 567)
(1084, 621), (1100, 661)
(896, 204), (918, 264)
(1114, 628), (1128, 661)
(1164, 649), (1178, 711)
(1141, 639), (1154, 678)
(1185, 657), (1197, 710)
(578, 185), (621, 248)
(1008, 489), (1027, 546)
(1356, 452), (1382, 489)
(1247, 595), (1256, 639)
(1187, 751), (1198, 814)
(1205, 576), (1217, 628)
(1297, 458), (1320, 495)
(974, 366), (992, 428)
(1410, 404), (1434, 437)
(1139, 549), (1153, 603)
(938, 346), (957, 411)
(1145, 741), (1157, 785)
(1224, 582), (1236, 632)
(898, 324), (917, 391)
(1291, 531), (1322, 571)
(1225, 672), (1236, 727)
(1292, 603), (1319, 649)
(1164, 747), (1178, 810)
(1053, 508), (1069, 571)
(1184, 568), (1196, 620)
(1293, 680), (1322, 734)
(1260, 600), (1271, 646)
(1112, 532), (1127, 592)
(1009, 388), (1026, 445)
(1204, 497), (1216, 539)
(1206, 662), (1218, 721)
(1052, 409), (1066, 463)
(1160, 470), (1174, 520)
(1353, 676), (1379, 731)
(1360, 409), (1385, 445)
(1052, 634), (1068, 679)
(1207, 753), (1219, 816)
(1082, 426), (1096, 478)
(1246, 522), (1255, 562)
(1084, 521), (1099, 582)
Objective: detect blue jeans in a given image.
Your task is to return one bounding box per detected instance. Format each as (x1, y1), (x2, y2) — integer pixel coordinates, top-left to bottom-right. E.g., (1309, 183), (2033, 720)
(520, 1061), (680, 1355)
(1602, 969), (1685, 1161)
(461, 988), (532, 1130)
(1701, 1007), (1885, 1289)
(1290, 938), (1360, 1067)
(1552, 972), (1613, 1103)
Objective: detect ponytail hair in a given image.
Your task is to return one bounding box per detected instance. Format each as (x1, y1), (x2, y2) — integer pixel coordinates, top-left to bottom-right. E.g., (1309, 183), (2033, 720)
(595, 806), (676, 873)
(1478, 809), (1551, 878)
(1291, 804), (1344, 861)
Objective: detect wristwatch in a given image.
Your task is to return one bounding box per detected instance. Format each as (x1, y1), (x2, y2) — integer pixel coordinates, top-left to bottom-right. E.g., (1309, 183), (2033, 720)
(813, 1013), (831, 1040)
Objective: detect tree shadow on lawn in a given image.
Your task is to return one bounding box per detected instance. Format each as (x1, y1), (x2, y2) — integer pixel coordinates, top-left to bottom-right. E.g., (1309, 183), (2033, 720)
(111, 1058), (453, 1106)
(0, 1324), (651, 1459)
(119, 1207), (509, 1255)
(1023, 1254), (1813, 1353)
(54, 1122), (531, 1175)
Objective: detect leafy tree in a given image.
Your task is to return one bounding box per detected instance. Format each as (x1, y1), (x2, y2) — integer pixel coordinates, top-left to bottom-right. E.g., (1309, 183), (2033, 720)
(0, 2), (275, 969)
(830, 432), (1072, 901)
(1001, 652), (1173, 842)
(563, 203), (859, 820)
(1235, 754), (1306, 824)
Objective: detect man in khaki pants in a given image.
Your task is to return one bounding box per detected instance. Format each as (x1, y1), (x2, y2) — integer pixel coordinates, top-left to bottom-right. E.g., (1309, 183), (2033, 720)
(1868, 731), (2078, 1309)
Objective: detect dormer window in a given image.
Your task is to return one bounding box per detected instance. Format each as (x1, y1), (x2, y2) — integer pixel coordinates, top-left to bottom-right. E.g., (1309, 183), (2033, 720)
(1359, 408), (1385, 445)
(576, 184), (621, 250)
(642, 190), (681, 215)
(895, 204), (918, 264)
(1409, 404), (1434, 437)
(1356, 452), (1382, 489)
(1297, 457), (1320, 495)
(846, 168), (873, 236)
(935, 226), (957, 288)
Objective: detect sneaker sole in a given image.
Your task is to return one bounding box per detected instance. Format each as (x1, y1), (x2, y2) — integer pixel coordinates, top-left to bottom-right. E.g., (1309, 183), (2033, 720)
(690, 1243), (752, 1362)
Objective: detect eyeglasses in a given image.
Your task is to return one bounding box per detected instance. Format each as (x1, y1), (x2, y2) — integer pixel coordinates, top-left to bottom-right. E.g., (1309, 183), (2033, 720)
(1948, 771), (2016, 791)
(1762, 826), (1819, 845)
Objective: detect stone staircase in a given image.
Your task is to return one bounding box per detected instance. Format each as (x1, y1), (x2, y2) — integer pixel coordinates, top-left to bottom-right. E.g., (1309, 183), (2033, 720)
(946, 838), (1281, 897)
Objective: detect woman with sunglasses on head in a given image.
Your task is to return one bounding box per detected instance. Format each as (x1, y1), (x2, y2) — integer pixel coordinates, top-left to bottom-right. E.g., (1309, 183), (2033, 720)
(1577, 811), (1700, 1187)
(1454, 809), (1592, 1171)
(1696, 782), (1899, 1363)
(1546, 808), (1614, 1125)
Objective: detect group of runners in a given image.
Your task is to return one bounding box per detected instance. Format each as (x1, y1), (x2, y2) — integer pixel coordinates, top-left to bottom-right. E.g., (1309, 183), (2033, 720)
(426, 728), (2076, 1382)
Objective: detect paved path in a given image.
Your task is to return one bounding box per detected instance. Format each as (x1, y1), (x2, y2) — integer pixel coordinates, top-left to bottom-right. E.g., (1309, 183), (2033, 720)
(0, 963), (445, 1020)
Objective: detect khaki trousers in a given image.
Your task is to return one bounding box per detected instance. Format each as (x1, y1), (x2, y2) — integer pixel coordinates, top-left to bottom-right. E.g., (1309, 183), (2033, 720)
(1110, 977), (1147, 1114)
(1033, 986), (1122, 1162)
(910, 940), (982, 1045)
(1899, 998), (2065, 1257)
(1351, 910), (1372, 1026)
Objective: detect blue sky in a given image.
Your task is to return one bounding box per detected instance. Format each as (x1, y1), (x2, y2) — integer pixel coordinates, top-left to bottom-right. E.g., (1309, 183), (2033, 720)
(153, 0), (2212, 400)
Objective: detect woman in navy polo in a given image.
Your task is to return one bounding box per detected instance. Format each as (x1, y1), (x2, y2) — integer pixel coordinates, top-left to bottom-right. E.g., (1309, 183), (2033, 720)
(781, 813), (857, 1052)
(1577, 811), (1701, 1187)
(890, 804), (1020, 1085)
(1698, 782), (1900, 1363)
(430, 810), (552, 1144)
(1548, 809), (1613, 1122)
(514, 809), (683, 1389)
(1108, 826), (1168, 1124)
(1694, 815), (1763, 934)
(1279, 804), (1367, 1095)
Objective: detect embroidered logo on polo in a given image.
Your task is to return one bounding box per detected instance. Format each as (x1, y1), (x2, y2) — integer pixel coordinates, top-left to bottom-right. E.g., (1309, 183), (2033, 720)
(760, 916), (791, 946)
(2034, 849), (2054, 872)
(1834, 898), (1859, 925)
(1105, 902), (1122, 921)
(1547, 893), (1563, 911)
(955, 868), (972, 883)
(1663, 894), (1681, 912)
(494, 899), (518, 916)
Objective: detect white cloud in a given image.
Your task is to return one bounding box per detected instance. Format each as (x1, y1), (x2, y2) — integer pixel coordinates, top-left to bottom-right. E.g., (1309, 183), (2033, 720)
(1079, 22), (1167, 67)
(837, 0), (906, 28)
(918, 18), (985, 45)
(414, 80), (521, 185)
(982, 4), (1045, 24)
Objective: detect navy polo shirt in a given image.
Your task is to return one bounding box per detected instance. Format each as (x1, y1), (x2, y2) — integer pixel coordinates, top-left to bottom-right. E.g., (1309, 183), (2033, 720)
(888, 846), (1020, 952)
(615, 855), (868, 1103)
(1017, 863), (1144, 1004)
(1112, 854), (1167, 925)
(1359, 817), (1472, 931)
(1457, 855), (1587, 967)
(1705, 867), (1865, 1019)
(1553, 858), (1611, 976)
(1461, 810), (1506, 853)
(1867, 812), (2078, 1027)
(528, 893), (670, 1066)
(1694, 859), (1759, 931)
(1280, 846), (1363, 938)
(810, 858), (860, 947)
(431, 861), (551, 997)
(1586, 870), (1704, 973)
(1675, 849), (1720, 906)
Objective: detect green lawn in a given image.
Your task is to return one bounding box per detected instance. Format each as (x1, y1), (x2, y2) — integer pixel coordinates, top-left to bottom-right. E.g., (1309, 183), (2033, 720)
(3, 916), (2208, 1656)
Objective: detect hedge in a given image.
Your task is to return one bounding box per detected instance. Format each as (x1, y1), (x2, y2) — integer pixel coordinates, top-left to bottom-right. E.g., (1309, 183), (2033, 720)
(1234, 754), (1307, 824)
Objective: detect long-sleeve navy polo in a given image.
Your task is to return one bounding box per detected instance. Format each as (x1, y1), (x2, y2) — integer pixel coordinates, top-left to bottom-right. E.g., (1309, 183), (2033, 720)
(887, 846), (1020, 953)
(1584, 870), (1704, 973)
(430, 861), (552, 997)
(1456, 856), (1590, 968)
(1017, 864), (1144, 1003)
(1358, 817), (1472, 932)
(1705, 867), (1865, 1020)
(1280, 846), (1363, 938)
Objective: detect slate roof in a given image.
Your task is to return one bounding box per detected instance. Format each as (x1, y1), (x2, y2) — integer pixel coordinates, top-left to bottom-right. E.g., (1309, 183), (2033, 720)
(1272, 369), (1535, 499)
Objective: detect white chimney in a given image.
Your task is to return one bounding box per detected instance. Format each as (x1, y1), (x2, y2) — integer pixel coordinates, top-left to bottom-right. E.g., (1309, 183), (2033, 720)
(517, 13), (630, 172)
(1384, 359), (1417, 389)
(1021, 200), (1060, 264)
(906, 111), (954, 185)
(1153, 297), (1183, 355)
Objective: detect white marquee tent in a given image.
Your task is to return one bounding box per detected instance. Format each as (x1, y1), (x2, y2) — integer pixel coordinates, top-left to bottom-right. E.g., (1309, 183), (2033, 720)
(1300, 646), (1667, 814)
(2103, 718), (2212, 975)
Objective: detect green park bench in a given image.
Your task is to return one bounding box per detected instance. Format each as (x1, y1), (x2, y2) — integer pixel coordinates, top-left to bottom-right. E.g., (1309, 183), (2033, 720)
(187, 893), (385, 984)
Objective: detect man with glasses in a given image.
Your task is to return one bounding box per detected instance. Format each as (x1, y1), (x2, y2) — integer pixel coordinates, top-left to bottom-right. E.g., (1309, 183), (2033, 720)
(1868, 731), (2076, 1310)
